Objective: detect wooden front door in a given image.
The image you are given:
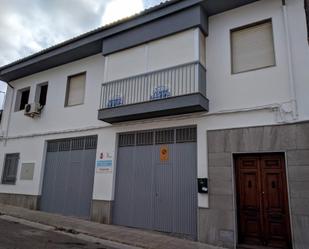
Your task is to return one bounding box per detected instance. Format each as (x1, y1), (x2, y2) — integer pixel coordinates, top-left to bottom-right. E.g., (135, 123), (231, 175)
(235, 154), (292, 248)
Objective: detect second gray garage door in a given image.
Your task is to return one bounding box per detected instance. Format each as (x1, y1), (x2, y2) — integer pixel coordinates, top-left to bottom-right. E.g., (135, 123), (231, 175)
(113, 127), (197, 239)
(40, 136), (97, 219)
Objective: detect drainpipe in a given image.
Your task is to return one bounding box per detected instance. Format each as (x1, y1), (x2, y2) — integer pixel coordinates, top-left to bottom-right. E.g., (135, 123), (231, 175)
(282, 0), (299, 120)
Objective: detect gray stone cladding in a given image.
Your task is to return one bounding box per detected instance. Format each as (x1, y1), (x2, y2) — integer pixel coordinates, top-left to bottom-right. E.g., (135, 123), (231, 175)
(199, 122), (309, 249)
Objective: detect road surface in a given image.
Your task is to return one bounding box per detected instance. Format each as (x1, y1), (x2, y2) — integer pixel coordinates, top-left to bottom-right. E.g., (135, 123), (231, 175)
(0, 218), (119, 249)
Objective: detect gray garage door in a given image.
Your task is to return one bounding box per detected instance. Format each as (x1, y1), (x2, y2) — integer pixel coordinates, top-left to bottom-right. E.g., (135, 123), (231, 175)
(113, 127), (197, 239)
(41, 136), (97, 219)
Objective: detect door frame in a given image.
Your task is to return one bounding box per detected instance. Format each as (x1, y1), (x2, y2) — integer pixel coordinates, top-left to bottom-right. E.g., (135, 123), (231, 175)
(232, 152), (294, 249)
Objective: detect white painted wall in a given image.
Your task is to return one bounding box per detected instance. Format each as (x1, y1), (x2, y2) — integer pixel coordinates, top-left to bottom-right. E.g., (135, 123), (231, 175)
(0, 54), (106, 138)
(286, 0), (309, 120)
(207, 0), (292, 113)
(0, 0), (308, 211)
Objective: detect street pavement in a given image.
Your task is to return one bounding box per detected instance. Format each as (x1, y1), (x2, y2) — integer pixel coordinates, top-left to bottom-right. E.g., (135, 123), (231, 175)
(0, 218), (120, 249)
(0, 204), (225, 249)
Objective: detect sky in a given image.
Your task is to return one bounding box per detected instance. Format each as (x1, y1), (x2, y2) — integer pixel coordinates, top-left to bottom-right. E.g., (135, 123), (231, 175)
(0, 0), (166, 109)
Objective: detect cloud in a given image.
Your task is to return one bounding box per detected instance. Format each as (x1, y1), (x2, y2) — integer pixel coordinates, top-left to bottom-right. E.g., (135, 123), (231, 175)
(0, 0), (111, 67)
(0, 0), (167, 107)
(0, 0), (167, 67)
(101, 0), (144, 25)
(0, 0), (166, 67)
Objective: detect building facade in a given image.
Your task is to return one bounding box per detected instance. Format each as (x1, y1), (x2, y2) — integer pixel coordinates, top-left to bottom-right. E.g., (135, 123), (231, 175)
(0, 0), (309, 248)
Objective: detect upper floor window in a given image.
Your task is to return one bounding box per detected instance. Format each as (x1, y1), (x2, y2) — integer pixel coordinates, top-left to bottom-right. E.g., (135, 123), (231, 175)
(35, 82), (48, 106)
(1, 153), (19, 185)
(15, 87), (30, 111)
(231, 20), (276, 74)
(305, 0), (309, 42)
(65, 72), (86, 107)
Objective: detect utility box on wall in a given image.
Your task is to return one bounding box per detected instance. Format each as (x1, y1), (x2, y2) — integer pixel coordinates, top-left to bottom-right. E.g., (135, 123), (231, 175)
(198, 178), (208, 193)
(20, 163), (35, 180)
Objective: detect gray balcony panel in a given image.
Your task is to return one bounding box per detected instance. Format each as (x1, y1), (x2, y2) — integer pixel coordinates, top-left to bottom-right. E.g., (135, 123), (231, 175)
(98, 93), (209, 123)
(100, 62), (206, 109)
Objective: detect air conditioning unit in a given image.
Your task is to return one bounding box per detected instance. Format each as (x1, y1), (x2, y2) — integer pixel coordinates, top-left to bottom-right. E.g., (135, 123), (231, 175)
(24, 103), (42, 117)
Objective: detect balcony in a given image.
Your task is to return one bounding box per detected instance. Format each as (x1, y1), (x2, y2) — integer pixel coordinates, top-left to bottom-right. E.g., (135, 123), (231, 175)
(98, 62), (209, 123)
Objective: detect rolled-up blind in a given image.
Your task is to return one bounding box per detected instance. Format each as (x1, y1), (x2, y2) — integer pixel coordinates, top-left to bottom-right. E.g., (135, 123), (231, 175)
(67, 73), (86, 106)
(231, 21), (275, 74)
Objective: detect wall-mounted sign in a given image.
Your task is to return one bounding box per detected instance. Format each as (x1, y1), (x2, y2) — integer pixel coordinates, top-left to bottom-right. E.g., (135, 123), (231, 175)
(96, 160), (113, 173)
(96, 151), (113, 173)
(160, 145), (169, 161)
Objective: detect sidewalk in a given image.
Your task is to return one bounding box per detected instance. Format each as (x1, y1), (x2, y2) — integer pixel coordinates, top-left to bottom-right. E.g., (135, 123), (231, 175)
(0, 204), (225, 249)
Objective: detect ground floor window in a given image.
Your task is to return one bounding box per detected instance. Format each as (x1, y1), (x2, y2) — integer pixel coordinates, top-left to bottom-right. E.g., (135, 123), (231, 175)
(1, 153), (19, 184)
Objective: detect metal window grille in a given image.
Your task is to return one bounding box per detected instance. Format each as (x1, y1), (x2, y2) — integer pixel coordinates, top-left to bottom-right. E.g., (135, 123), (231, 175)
(2, 153), (20, 184)
(59, 139), (71, 151)
(71, 137), (85, 150)
(119, 133), (135, 147)
(136, 131), (154, 146)
(47, 141), (59, 152)
(85, 136), (97, 150)
(176, 127), (197, 143)
(155, 129), (174, 144)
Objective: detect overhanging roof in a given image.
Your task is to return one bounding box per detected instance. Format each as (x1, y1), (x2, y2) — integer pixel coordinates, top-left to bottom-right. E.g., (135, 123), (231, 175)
(0, 0), (259, 82)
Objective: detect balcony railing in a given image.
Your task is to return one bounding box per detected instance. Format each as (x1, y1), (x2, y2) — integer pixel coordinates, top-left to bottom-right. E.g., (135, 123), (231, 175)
(100, 62), (206, 109)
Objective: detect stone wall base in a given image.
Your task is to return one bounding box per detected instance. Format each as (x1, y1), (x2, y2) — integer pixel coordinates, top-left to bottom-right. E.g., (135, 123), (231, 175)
(0, 193), (39, 210)
(91, 200), (113, 224)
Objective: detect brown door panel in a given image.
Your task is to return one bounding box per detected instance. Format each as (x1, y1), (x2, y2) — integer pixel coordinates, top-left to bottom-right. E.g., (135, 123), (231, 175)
(235, 154), (292, 249)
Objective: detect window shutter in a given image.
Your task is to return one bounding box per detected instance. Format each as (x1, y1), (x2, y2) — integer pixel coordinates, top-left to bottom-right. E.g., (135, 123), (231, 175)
(67, 73), (86, 106)
(2, 153), (19, 184)
(231, 21), (275, 73)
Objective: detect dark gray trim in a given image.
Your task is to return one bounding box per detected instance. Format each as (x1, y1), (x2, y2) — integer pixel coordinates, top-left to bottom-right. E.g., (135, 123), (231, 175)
(201, 0), (259, 16)
(198, 63), (207, 96)
(102, 5), (208, 55)
(0, 0), (259, 82)
(98, 93), (209, 123)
